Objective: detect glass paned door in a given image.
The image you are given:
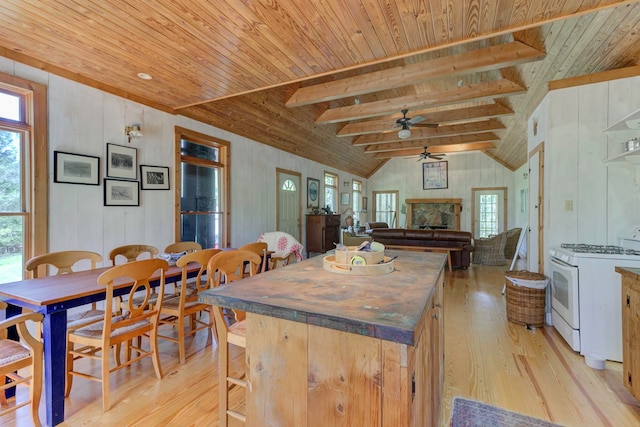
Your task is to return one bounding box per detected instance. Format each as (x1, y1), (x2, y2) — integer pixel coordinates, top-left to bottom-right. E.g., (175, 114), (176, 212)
(180, 140), (224, 249)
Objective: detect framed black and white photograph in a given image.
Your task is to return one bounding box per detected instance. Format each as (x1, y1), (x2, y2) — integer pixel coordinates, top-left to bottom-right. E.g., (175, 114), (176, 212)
(53, 151), (100, 185)
(307, 177), (320, 208)
(140, 165), (170, 190)
(423, 160), (448, 190)
(340, 192), (350, 205)
(107, 143), (137, 180)
(104, 178), (139, 206)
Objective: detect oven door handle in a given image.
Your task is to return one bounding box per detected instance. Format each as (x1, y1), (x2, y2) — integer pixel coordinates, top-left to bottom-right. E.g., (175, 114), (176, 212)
(550, 256), (575, 269)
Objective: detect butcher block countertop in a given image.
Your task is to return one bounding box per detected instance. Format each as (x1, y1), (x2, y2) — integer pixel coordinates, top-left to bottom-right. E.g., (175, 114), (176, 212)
(199, 249), (446, 346)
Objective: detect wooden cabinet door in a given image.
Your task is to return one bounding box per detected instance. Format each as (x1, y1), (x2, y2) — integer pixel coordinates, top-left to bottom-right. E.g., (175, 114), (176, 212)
(623, 280), (640, 399)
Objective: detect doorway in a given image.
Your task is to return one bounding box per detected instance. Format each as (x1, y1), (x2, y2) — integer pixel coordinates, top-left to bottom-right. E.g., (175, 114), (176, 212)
(471, 187), (507, 238)
(276, 168), (301, 241)
(529, 143), (544, 273)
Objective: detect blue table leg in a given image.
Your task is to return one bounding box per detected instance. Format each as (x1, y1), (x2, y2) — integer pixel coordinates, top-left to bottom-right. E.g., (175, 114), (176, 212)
(42, 310), (68, 426)
(4, 304), (22, 399)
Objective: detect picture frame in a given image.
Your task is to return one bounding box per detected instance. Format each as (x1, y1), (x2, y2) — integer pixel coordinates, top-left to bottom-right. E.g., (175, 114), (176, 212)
(423, 161), (448, 190)
(53, 151), (100, 185)
(307, 177), (320, 208)
(104, 178), (139, 206)
(106, 143), (137, 180)
(340, 192), (350, 205)
(140, 165), (170, 190)
(362, 197), (368, 213)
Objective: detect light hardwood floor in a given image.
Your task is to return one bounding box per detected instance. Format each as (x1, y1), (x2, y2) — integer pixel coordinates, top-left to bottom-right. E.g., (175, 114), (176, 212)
(5, 261), (640, 426)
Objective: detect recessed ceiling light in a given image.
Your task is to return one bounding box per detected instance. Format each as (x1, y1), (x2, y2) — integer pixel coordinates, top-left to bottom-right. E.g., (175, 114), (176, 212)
(137, 73), (152, 80)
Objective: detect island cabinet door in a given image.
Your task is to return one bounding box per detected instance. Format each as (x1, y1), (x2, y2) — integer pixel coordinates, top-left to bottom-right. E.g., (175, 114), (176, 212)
(622, 276), (640, 400)
(245, 313), (439, 426)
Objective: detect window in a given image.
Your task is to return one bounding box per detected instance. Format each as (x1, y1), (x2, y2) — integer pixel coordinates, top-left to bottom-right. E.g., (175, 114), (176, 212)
(479, 194), (499, 238)
(324, 171), (338, 213)
(0, 75), (47, 283)
(373, 191), (399, 227)
(352, 180), (362, 223)
(175, 127), (229, 249)
(282, 179), (296, 192)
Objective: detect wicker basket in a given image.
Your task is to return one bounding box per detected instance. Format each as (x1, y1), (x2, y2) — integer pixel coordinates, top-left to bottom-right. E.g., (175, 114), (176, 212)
(505, 270), (547, 327)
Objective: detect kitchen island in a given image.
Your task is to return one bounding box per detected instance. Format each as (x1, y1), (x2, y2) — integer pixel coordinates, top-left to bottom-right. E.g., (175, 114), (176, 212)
(199, 249), (446, 426)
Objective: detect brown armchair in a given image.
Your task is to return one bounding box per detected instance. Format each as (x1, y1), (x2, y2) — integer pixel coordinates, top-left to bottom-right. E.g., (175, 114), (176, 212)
(342, 230), (372, 246)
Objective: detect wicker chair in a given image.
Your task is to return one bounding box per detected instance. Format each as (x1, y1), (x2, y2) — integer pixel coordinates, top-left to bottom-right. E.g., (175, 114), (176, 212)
(504, 228), (523, 260)
(472, 231), (508, 265)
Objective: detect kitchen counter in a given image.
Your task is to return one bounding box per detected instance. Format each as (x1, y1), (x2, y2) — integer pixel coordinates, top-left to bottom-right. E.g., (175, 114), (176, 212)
(199, 249), (445, 345)
(199, 250), (446, 426)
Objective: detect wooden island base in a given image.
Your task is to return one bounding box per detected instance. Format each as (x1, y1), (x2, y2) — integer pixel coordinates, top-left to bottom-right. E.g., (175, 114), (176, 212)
(200, 250), (445, 426)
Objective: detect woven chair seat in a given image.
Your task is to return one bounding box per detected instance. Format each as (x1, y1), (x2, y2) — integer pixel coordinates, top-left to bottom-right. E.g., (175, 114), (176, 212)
(0, 340), (31, 365)
(72, 314), (149, 339)
(67, 309), (105, 330)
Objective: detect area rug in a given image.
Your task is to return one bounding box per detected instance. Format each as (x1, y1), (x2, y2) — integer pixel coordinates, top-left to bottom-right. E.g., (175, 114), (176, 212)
(450, 396), (564, 427)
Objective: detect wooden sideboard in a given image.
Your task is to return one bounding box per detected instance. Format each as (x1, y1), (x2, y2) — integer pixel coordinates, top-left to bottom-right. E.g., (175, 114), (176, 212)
(617, 266), (640, 402)
(199, 250), (446, 426)
(306, 214), (340, 254)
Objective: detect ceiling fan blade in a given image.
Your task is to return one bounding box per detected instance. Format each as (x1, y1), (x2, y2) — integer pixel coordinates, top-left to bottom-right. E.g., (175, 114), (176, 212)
(408, 115), (424, 125)
(429, 155), (444, 160)
(412, 123), (439, 128)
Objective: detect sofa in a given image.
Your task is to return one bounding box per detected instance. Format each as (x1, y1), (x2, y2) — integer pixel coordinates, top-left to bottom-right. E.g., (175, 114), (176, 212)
(364, 221), (389, 234)
(370, 228), (474, 269)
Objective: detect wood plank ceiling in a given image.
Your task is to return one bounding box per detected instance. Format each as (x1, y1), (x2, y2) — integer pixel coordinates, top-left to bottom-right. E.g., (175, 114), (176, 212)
(1, 1), (639, 177)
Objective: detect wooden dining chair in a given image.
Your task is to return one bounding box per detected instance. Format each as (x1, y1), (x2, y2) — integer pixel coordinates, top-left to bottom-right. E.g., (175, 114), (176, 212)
(24, 250), (105, 329)
(207, 250), (262, 426)
(0, 301), (44, 427)
(109, 244), (162, 315)
(108, 244), (159, 265)
(238, 242), (268, 275)
(158, 248), (221, 364)
(65, 258), (169, 411)
(164, 241), (202, 254)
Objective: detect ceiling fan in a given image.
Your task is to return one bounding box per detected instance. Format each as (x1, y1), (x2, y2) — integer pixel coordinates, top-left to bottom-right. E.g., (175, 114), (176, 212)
(414, 146), (446, 161)
(396, 109), (439, 139)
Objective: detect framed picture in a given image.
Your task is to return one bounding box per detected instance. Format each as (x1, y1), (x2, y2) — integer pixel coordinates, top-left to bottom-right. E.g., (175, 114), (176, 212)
(340, 192), (350, 205)
(307, 178), (320, 208)
(140, 165), (170, 190)
(53, 151), (100, 185)
(107, 143), (137, 180)
(423, 161), (448, 190)
(104, 178), (139, 206)
(362, 196), (368, 213)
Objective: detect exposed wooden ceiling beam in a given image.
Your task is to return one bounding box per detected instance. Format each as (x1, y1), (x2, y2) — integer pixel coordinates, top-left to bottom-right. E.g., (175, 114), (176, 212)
(286, 41), (544, 107)
(364, 133), (501, 153)
(374, 142), (496, 159)
(316, 79), (526, 124)
(337, 103), (514, 137)
(352, 119), (505, 146)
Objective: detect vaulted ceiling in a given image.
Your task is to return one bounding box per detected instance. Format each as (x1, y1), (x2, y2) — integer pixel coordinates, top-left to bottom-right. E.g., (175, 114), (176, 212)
(1, 1), (640, 177)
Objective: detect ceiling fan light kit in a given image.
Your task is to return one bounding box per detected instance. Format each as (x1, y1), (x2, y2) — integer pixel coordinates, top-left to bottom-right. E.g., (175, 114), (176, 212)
(398, 127), (411, 139)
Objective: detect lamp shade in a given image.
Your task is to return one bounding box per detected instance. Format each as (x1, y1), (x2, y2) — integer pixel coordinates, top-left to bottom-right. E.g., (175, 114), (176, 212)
(398, 128), (411, 139)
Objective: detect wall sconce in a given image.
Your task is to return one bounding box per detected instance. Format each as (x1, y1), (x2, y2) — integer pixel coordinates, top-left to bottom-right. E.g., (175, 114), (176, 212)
(125, 125), (143, 143)
(344, 181), (350, 188)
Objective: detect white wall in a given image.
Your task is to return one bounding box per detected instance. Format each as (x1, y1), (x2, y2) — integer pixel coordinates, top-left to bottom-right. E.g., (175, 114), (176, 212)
(368, 152), (520, 233)
(0, 56), (365, 262)
(538, 75), (640, 258)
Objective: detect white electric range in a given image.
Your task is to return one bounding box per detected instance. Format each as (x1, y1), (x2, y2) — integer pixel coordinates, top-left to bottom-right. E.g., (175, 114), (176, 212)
(548, 227), (640, 363)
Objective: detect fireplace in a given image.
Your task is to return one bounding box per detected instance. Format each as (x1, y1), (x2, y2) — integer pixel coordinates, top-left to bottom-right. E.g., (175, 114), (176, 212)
(406, 198), (461, 230)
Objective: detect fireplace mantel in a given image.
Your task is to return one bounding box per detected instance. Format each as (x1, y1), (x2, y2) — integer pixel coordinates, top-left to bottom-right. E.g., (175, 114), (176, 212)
(406, 198), (462, 230)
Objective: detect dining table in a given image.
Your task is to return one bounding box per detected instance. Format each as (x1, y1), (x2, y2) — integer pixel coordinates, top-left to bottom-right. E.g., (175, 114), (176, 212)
(0, 262), (199, 426)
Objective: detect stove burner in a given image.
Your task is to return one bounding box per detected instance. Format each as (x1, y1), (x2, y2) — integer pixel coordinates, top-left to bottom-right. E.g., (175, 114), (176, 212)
(559, 243), (628, 254)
